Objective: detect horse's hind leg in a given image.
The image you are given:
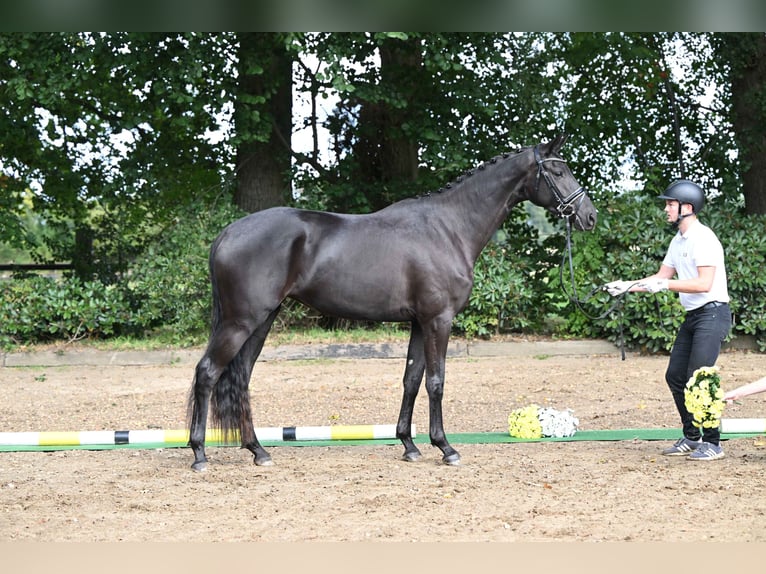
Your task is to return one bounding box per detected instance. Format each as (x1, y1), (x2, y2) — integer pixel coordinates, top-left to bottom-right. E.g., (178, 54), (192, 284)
(189, 360), (223, 471)
(188, 323), (254, 471)
(397, 322), (426, 462)
(238, 308), (281, 467)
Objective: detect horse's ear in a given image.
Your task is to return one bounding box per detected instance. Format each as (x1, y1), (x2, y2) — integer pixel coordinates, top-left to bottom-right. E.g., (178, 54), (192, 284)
(551, 133), (568, 153)
(541, 134), (568, 156)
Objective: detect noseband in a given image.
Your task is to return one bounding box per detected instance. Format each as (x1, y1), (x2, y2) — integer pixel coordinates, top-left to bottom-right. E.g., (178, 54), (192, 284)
(534, 145), (586, 219)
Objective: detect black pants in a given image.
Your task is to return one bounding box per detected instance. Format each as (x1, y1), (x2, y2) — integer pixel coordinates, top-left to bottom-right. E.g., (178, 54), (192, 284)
(665, 302), (732, 445)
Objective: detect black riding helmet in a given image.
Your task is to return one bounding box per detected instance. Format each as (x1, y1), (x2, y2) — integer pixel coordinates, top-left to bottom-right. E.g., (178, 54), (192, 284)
(658, 179), (706, 214)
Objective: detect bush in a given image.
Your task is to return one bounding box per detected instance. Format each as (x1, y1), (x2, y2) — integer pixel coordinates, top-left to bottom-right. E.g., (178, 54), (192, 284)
(454, 239), (539, 338)
(0, 275), (138, 347)
(452, 209), (554, 338)
(714, 209), (766, 351)
(0, 198), (247, 349)
(1, 194), (764, 353)
(547, 196), (766, 353)
(125, 199), (247, 343)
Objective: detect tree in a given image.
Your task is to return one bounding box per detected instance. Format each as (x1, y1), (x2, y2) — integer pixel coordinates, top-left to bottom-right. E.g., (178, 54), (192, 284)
(3, 32), (765, 283)
(0, 33), (234, 277)
(551, 33), (766, 216)
(350, 33), (422, 211)
(233, 32), (293, 213)
(291, 33), (561, 213)
(713, 33), (766, 215)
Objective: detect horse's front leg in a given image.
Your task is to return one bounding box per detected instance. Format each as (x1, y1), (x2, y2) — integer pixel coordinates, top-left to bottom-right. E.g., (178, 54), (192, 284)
(397, 322), (426, 462)
(423, 319), (460, 466)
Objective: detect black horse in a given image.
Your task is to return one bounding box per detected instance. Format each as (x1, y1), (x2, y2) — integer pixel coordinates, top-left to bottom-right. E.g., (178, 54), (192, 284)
(188, 134), (597, 471)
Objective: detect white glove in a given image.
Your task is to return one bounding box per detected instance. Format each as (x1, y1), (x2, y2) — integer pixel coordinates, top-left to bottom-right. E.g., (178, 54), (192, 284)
(638, 278), (669, 293)
(604, 280), (633, 297)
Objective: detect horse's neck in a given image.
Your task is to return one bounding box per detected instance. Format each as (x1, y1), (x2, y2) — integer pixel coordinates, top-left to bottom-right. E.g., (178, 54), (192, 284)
(443, 153), (530, 261)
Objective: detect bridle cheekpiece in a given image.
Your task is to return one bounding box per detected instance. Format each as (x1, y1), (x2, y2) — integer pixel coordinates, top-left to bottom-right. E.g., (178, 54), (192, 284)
(534, 145), (586, 219)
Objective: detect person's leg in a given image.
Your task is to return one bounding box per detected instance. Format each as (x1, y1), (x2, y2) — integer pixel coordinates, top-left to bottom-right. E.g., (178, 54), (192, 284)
(665, 319), (700, 440)
(684, 307), (732, 445)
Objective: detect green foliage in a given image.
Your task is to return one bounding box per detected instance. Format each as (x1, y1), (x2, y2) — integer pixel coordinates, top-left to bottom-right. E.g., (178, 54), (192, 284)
(293, 33), (558, 214)
(453, 213), (552, 338)
(710, 208), (766, 351)
(1, 33), (765, 353)
(2, 194), (765, 353)
(125, 198), (246, 343)
(0, 32), (234, 272)
(544, 196), (766, 353)
(554, 33), (739, 205)
(454, 250), (536, 339)
(0, 275), (138, 347)
(0, 197), (245, 349)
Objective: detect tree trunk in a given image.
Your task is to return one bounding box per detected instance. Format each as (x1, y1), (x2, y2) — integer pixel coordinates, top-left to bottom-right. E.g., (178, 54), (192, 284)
(234, 33), (293, 213)
(725, 33), (766, 215)
(72, 225), (95, 280)
(352, 36), (422, 211)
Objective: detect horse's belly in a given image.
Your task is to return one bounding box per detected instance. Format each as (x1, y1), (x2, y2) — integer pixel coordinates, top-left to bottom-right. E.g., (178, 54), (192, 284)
(292, 271), (413, 322)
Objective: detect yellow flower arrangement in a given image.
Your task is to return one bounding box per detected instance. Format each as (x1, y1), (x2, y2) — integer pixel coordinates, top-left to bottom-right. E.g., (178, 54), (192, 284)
(508, 404), (543, 439)
(684, 366), (725, 429)
(508, 404), (579, 439)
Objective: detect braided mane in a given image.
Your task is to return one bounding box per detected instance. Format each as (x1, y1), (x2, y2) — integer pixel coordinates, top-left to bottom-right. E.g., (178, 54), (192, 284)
(417, 148), (525, 199)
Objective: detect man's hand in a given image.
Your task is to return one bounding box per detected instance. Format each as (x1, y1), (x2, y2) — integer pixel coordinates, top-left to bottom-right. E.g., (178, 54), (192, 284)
(604, 280), (633, 297)
(638, 278), (669, 293)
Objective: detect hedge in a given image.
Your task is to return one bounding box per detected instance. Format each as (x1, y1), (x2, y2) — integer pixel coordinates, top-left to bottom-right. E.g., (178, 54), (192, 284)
(1, 196), (764, 352)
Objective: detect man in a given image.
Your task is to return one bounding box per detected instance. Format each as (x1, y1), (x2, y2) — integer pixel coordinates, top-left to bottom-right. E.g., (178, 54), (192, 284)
(606, 180), (732, 461)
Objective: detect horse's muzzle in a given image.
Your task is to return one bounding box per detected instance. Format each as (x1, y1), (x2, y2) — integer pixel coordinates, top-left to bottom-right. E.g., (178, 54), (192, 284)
(572, 205), (597, 231)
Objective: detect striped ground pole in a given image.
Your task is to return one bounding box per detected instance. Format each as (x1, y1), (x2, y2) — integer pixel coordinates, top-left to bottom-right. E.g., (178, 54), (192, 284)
(0, 424), (415, 447)
(720, 418), (766, 434)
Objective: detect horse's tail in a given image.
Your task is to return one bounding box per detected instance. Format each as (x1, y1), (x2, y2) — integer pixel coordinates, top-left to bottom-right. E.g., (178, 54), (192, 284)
(187, 237), (254, 446)
(209, 345), (253, 445)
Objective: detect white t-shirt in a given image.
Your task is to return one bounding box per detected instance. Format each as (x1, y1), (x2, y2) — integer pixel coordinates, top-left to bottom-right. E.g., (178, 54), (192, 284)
(662, 219), (729, 311)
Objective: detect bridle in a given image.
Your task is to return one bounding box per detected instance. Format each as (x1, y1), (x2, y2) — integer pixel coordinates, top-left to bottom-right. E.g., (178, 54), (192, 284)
(533, 146), (628, 360)
(534, 145), (587, 219)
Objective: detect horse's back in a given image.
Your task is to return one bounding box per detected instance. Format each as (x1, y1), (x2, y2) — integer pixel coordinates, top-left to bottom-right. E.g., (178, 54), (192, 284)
(213, 205), (421, 262)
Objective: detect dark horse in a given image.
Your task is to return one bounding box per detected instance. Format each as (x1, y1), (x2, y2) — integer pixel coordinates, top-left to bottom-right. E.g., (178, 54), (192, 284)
(188, 134), (597, 471)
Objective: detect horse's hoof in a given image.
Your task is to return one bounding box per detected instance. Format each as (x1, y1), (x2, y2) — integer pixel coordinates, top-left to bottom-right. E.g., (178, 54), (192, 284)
(254, 455), (274, 467)
(442, 453), (461, 466)
(191, 461), (207, 472)
(402, 451), (422, 462)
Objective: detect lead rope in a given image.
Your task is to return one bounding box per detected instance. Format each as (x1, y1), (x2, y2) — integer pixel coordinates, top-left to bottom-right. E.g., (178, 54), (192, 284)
(617, 305), (626, 361)
(559, 217), (639, 360)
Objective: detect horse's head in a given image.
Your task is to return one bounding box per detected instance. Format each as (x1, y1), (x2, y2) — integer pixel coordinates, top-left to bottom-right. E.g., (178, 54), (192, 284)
(527, 134), (597, 231)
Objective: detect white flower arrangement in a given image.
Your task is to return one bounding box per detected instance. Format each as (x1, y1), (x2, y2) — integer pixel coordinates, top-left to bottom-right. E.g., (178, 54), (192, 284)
(684, 366), (725, 429)
(508, 404), (579, 439)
